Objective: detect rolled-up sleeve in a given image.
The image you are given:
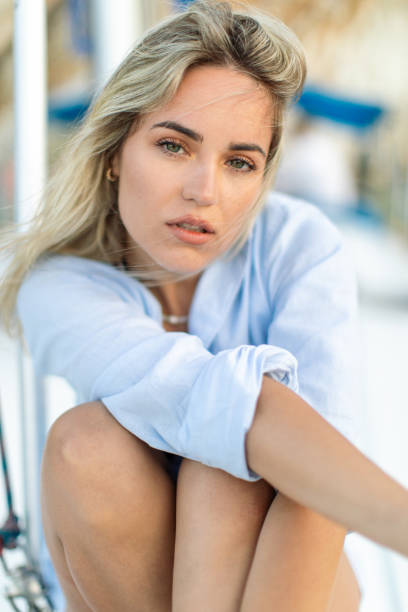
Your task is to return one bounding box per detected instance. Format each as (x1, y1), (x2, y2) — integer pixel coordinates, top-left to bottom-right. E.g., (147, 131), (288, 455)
(17, 255), (298, 481)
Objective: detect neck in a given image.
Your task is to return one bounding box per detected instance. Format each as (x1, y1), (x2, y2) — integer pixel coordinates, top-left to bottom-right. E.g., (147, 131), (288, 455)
(149, 275), (201, 318)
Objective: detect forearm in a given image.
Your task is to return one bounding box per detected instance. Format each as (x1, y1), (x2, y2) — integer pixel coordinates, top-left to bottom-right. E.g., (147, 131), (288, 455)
(241, 491), (347, 612)
(246, 376), (408, 556)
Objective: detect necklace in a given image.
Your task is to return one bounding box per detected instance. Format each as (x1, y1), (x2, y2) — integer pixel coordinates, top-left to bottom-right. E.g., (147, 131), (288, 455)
(162, 313), (189, 324)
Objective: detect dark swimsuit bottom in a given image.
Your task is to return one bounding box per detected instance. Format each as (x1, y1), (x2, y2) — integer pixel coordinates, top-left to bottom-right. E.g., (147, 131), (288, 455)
(162, 452), (184, 484)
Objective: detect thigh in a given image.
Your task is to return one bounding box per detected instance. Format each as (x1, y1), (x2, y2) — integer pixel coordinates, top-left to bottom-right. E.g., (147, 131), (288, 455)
(172, 458), (276, 612)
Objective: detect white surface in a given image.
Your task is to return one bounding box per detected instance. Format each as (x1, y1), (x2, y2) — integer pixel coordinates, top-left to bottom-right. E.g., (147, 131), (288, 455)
(90, 0), (144, 88)
(14, 0), (47, 225)
(340, 218), (408, 611)
(0, 219), (407, 610)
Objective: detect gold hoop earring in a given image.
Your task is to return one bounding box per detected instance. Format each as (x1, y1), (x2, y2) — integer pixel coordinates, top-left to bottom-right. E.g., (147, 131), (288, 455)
(106, 167), (118, 182)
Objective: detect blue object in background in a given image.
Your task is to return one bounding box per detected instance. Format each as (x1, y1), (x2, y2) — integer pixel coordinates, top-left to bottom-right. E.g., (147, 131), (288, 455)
(68, 0), (92, 55)
(48, 98), (91, 124)
(174, 0), (196, 8)
(297, 86), (385, 130)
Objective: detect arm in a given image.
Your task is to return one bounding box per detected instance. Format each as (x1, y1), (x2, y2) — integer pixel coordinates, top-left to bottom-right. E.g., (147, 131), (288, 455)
(246, 375), (408, 557)
(17, 254), (297, 481)
(243, 198), (407, 580)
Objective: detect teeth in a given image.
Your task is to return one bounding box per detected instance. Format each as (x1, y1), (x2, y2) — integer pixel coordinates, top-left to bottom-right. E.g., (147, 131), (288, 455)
(176, 223), (207, 233)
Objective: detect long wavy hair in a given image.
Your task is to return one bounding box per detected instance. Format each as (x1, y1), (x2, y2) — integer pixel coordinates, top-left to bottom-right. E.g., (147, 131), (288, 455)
(0, 0), (306, 333)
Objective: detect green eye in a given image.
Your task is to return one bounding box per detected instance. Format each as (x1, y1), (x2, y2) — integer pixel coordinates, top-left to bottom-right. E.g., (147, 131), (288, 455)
(230, 159), (246, 169)
(156, 138), (188, 157)
(165, 142), (182, 153)
(228, 158), (254, 171)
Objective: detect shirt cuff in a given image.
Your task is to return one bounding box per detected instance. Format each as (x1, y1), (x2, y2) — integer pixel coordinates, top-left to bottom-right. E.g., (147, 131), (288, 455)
(179, 343), (299, 482)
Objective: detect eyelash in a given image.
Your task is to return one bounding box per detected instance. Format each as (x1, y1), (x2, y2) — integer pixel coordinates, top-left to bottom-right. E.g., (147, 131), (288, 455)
(155, 138), (257, 172)
(227, 157), (256, 172)
(156, 138), (186, 156)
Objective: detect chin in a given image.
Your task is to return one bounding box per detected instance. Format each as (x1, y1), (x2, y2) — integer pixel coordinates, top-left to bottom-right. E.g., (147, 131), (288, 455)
(156, 255), (208, 278)
(162, 262), (204, 277)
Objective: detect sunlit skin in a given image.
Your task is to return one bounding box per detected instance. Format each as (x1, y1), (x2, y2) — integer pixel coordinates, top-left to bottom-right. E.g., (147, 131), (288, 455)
(112, 65), (273, 315)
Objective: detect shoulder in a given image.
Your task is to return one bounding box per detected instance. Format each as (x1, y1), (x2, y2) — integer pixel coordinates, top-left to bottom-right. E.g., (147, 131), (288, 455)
(17, 254), (153, 313)
(25, 253), (127, 281)
(249, 191), (356, 293)
(252, 191), (344, 256)
(20, 254), (137, 295)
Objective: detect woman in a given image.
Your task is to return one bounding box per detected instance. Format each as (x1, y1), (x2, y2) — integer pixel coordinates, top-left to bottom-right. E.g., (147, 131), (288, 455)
(2, 1), (408, 610)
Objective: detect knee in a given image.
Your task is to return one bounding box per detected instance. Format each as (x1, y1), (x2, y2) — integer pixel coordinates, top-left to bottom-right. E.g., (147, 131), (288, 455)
(44, 401), (120, 471)
(44, 400), (157, 470)
(42, 402), (171, 523)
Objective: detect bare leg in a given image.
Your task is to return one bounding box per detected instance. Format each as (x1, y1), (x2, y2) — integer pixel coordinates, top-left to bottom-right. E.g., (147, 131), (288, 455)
(240, 491), (361, 611)
(172, 458), (276, 612)
(327, 552), (362, 612)
(41, 401), (176, 612)
(41, 509), (92, 612)
(172, 459), (361, 612)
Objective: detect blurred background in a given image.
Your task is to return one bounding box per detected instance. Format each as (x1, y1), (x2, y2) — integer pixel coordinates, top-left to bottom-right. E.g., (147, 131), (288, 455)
(0, 0), (407, 610)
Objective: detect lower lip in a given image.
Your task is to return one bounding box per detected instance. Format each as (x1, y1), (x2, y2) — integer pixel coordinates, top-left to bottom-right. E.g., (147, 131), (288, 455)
(166, 224), (215, 245)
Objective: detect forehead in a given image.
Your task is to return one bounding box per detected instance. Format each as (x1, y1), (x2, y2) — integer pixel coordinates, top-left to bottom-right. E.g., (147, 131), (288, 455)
(142, 65), (274, 140)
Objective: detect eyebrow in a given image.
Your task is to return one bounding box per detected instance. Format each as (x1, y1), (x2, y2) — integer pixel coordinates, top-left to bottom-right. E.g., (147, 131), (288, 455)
(229, 143), (266, 158)
(151, 120), (266, 158)
(151, 121), (203, 142)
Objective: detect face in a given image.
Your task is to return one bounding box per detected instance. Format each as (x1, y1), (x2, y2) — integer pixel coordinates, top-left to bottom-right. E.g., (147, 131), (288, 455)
(113, 64), (273, 278)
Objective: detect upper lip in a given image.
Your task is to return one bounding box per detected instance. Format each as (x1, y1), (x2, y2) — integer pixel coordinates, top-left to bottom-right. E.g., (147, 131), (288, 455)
(166, 215), (216, 233)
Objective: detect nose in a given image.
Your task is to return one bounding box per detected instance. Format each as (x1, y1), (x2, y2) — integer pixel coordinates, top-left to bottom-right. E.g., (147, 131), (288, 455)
(182, 159), (218, 206)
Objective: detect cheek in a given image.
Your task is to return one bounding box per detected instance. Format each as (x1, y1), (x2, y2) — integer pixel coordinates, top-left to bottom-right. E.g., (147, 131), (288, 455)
(224, 183), (263, 235)
(117, 165), (151, 219)
(228, 180), (262, 214)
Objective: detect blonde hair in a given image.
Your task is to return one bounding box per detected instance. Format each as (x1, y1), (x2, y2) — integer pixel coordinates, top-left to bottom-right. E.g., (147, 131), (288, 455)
(1, 0), (306, 333)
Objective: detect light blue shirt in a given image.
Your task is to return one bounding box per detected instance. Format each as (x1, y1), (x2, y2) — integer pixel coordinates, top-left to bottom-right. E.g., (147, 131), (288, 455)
(17, 191), (361, 482)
